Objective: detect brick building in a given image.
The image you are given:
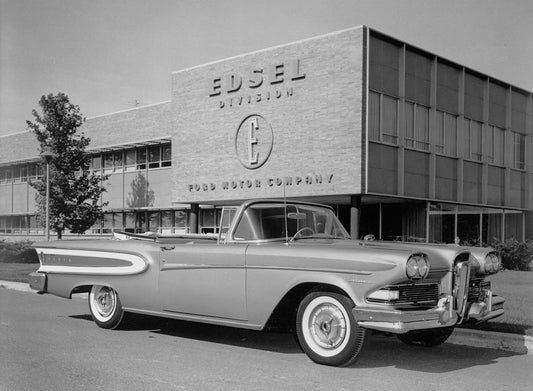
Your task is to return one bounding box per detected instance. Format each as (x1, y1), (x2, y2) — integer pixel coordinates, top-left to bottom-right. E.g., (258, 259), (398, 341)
(1, 26), (532, 243)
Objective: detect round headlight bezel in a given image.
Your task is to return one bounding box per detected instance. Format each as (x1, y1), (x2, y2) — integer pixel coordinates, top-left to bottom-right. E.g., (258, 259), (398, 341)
(484, 252), (501, 274)
(406, 254), (430, 280)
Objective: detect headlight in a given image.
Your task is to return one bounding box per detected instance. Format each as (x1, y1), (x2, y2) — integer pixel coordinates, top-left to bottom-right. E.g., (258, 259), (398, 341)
(406, 254), (429, 280)
(484, 252), (501, 274)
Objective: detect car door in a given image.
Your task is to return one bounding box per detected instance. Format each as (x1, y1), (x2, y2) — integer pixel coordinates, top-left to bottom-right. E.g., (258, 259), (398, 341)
(158, 242), (248, 321)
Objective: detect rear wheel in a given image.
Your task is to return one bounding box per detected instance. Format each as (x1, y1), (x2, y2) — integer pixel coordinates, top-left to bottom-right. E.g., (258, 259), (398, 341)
(397, 327), (454, 347)
(88, 285), (125, 329)
(296, 292), (366, 367)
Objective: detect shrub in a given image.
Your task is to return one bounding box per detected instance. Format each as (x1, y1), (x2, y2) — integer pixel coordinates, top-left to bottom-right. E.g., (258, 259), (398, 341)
(0, 240), (39, 263)
(491, 238), (533, 271)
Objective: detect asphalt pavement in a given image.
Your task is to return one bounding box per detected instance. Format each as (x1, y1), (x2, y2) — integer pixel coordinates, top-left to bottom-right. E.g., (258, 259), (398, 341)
(1, 279), (532, 356)
(2, 286), (532, 391)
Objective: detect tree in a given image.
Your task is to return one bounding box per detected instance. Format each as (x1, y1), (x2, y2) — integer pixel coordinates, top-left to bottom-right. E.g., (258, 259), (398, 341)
(27, 93), (108, 239)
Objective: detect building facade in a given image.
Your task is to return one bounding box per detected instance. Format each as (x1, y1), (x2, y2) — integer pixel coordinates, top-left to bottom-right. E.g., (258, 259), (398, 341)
(1, 26), (532, 244)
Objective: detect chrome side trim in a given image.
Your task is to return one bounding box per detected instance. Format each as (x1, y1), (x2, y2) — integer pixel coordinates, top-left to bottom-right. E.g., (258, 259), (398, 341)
(35, 248), (148, 275)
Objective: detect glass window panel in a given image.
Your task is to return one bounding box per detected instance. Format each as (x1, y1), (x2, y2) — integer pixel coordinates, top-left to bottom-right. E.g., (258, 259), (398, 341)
(405, 102), (415, 148)
(444, 113), (458, 156)
(464, 73), (484, 121)
(125, 149), (136, 166)
(148, 212), (160, 232)
(103, 213), (113, 233)
(137, 148), (147, 170)
(435, 111), (444, 153)
(504, 212), (523, 241)
(482, 210), (502, 245)
(103, 153), (114, 173)
(113, 151), (123, 170)
(437, 62), (459, 114)
(148, 146), (160, 169)
(463, 119), (471, 159)
(20, 165), (28, 182)
(470, 120), (482, 161)
(12, 165), (21, 181)
(28, 164), (38, 178)
(135, 212), (146, 233)
(489, 82), (507, 128)
(92, 155), (102, 171)
(174, 210), (188, 231)
(405, 50), (431, 106)
(511, 90), (527, 132)
(369, 35), (400, 96)
(382, 95), (398, 144)
(415, 105), (429, 150)
(369, 91), (380, 141)
(125, 212), (135, 233)
(457, 213), (481, 246)
(162, 144), (171, 161)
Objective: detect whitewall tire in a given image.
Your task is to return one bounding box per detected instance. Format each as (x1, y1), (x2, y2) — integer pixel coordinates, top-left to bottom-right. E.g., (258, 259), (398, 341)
(296, 292), (366, 366)
(88, 285), (125, 329)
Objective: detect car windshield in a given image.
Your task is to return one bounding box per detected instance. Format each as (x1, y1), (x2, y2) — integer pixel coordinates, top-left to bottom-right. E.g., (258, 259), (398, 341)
(233, 203), (350, 241)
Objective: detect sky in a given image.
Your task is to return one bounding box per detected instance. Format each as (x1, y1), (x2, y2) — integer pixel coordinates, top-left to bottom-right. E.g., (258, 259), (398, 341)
(1, 0), (532, 137)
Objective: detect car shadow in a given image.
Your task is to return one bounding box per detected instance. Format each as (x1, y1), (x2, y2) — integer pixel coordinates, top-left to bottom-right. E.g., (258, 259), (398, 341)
(70, 313), (526, 372)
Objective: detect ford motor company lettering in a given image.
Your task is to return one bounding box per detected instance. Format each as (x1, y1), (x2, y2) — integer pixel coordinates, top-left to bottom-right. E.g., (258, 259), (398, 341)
(209, 59), (306, 108)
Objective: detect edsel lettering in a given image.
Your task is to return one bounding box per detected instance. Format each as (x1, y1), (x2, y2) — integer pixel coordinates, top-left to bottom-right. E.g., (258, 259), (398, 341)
(209, 59), (305, 97)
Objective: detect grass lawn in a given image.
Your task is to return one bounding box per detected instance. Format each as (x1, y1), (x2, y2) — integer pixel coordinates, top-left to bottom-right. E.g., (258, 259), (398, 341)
(1, 262), (532, 336)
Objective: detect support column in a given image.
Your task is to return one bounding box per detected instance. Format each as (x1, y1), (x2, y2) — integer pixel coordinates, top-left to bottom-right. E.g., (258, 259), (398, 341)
(189, 203), (199, 234)
(350, 195), (362, 240)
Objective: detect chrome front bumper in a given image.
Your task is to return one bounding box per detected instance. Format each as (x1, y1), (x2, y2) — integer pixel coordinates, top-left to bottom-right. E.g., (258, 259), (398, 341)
(353, 292), (505, 334)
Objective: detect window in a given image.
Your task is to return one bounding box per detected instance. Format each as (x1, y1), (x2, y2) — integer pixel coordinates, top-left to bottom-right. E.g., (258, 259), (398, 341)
(464, 73), (484, 122)
(487, 125), (505, 166)
(368, 91), (398, 144)
(137, 148), (147, 170)
(148, 146), (161, 169)
(161, 211), (173, 234)
(201, 208), (217, 234)
(162, 144), (172, 167)
(489, 82), (507, 128)
(511, 89), (527, 131)
(103, 153), (114, 174)
(12, 165), (21, 182)
(512, 132), (526, 170)
(405, 49), (432, 106)
(125, 149), (136, 171)
(435, 111), (458, 155)
(464, 118), (483, 161)
(174, 210), (188, 233)
(148, 211), (160, 233)
(437, 62), (460, 114)
(113, 151), (123, 172)
(369, 35), (400, 97)
(405, 102), (429, 151)
(91, 155), (102, 172)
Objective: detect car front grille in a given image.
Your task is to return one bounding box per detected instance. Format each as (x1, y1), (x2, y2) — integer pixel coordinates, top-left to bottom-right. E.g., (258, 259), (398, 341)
(468, 278), (491, 302)
(397, 283), (439, 305)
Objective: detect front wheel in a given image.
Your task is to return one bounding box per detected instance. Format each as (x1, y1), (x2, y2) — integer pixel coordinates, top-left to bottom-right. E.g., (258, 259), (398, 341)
(296, 292), (366, 367)
(88, 285), (125, 329)
(397, 327), (454, 347)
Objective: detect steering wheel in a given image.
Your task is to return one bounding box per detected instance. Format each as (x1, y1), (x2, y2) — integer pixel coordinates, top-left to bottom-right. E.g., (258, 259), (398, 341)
(289, 227), (316, 242)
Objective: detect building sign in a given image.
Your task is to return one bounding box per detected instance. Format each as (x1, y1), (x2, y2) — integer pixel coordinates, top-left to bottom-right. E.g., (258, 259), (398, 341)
(188, 173), (335, 193)
(234, 114), (273, 169)
(209, 59), (306, 109)
(172, 27), (365, 203)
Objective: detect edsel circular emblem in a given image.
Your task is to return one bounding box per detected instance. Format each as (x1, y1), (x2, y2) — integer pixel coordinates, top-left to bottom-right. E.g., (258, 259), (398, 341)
(234, 114), (273, 169)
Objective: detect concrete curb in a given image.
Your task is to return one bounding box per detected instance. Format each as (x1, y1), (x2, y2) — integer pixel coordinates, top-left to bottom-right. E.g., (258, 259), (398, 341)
(1, 280), (531, 355)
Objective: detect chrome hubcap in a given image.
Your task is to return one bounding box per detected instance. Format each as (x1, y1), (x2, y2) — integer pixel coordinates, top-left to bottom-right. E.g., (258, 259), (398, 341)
(309, 304), (347, 349)
(95, 287), (115, 318)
